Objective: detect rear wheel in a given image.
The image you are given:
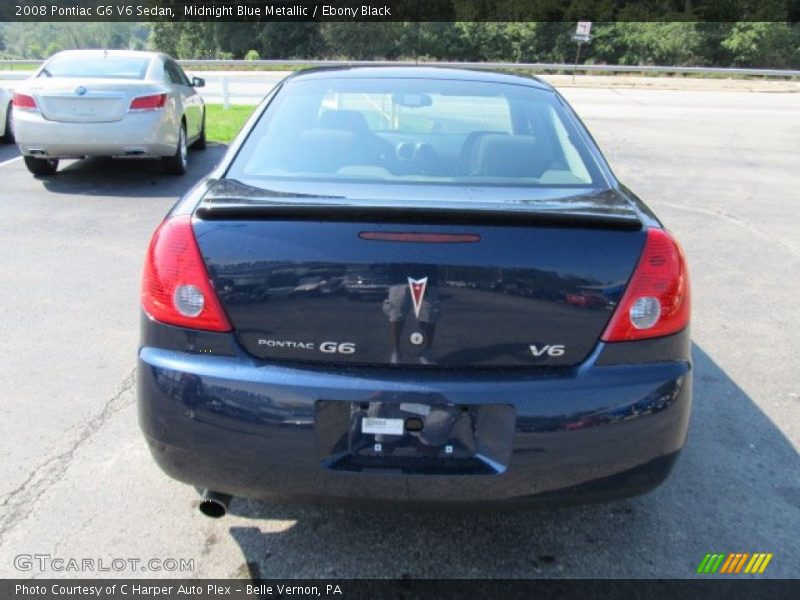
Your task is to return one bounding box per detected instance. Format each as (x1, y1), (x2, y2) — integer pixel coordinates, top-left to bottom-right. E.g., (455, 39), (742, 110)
(162, 123), (188, 175)
(1, 105), (13, 143)
(192, 111), (206, 150)
(24, 156), (58, 176)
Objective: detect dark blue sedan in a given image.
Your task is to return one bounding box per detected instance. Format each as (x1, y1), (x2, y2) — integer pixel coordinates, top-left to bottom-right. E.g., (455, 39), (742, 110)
(138, 67), (691, 517)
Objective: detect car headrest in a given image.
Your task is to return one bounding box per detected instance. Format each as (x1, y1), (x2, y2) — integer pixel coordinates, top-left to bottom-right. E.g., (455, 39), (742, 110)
(319, 110), (371, 135)
(472, 135), (550, 178)
(458, 130), (509, 175)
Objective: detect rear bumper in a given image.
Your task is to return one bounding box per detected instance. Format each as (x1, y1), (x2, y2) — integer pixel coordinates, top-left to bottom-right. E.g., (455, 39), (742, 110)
(13, 109), (178, 158)
(138, 327), (692, 507)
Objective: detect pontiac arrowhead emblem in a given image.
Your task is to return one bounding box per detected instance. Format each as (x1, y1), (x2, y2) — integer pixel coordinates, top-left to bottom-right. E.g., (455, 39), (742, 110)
(407, 277), (428, 319)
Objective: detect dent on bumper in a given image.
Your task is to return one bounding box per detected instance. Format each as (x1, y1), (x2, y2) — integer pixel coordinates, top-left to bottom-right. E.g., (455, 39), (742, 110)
(138, 345), (692, 506)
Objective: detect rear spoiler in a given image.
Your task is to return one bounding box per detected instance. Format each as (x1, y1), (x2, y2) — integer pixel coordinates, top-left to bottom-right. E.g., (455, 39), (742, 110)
(194, 180), (643, 231)
(196, 202), (642, 231)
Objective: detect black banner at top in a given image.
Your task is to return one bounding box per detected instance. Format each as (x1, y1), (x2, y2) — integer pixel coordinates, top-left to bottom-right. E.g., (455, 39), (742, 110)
(1, 0), (799, 22)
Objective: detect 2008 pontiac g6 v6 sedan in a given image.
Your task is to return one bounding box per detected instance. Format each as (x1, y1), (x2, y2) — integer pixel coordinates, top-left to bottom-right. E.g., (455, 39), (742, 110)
(137, 67), (691, 517)
(12, 49), (206, 176)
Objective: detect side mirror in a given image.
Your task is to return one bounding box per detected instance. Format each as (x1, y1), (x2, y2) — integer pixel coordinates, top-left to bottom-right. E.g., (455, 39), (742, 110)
(191, 77), (205, 88)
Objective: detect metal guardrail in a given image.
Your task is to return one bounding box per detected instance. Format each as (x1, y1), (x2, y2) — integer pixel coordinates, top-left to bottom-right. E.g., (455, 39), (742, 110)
(177, 60), (800, 78)
(2, 59), (797, 107)
(1, 59), (799, 78)
(0, 72), (31, 80)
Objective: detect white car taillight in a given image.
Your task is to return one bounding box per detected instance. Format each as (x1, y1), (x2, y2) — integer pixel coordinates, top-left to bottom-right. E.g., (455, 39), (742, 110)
(13, 93), (39, 112)
(129, 93), (167, 112)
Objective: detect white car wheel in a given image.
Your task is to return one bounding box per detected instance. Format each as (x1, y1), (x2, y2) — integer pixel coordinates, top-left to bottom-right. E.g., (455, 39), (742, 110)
(24, 156), (58, 176)
(162, 123), (187, 175)
(1, 105), (13, 143)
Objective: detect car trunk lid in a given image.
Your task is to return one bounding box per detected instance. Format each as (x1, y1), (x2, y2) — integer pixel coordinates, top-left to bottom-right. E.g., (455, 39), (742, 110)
(28, 78), (148, 123)
(192, 180), (645, 368)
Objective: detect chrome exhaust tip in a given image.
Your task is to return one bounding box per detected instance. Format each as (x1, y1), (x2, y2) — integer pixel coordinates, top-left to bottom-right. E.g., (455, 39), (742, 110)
(198, 490), (232, 518)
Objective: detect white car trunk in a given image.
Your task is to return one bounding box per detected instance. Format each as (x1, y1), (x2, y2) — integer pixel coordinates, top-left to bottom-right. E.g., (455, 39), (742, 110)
(29, 79), (151, 123)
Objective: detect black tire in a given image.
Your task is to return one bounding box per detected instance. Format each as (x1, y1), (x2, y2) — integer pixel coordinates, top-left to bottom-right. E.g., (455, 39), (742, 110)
(24, 156), (58, 176)
(2, 104), (13, 143)
(192, 110), (206, 150)
(162, 123), (188, 175)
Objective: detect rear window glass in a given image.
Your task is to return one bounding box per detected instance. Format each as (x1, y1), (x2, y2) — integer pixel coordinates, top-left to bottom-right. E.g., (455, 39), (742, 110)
(41, 55), (151, 80)
(333, 91), (513, 135)
(228, 77), (604, 188)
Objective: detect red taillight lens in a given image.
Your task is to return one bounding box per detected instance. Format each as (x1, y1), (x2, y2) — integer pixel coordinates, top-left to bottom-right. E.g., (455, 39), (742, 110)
(601, 228), (690, 342)
(141, 216), (232, 332)
(13, 92), (38, 111)
(129, 93), (167, 111)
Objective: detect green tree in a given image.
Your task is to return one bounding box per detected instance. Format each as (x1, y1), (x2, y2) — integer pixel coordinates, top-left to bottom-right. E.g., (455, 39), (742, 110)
(3, 23), (148, 58)
(256, 23), (323, 59)
(591, 21), (702, 66)
(320, 23), (405, 59)
(521, 22), (576, 63)
(4, 19), (800, 70)
(410, 23), (468, 60)
(211, 23), (263, 58)
(148, 23), (179, 57)
(722, 22), (800, 68)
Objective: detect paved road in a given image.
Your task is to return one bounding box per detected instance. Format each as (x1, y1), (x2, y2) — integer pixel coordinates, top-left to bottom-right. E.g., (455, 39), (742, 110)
(0, 87), (798, 580)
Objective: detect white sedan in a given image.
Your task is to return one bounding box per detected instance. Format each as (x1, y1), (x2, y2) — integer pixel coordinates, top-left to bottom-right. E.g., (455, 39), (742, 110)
(0, 87), (12, 143)
(12, 49), (206, 176)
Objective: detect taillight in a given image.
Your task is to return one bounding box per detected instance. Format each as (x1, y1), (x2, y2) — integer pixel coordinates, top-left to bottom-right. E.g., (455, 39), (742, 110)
(13, 92), (38, 111)
(141, 216), (232, 332)
(601, 228), (690, 342)
(129, 93), (167, 111)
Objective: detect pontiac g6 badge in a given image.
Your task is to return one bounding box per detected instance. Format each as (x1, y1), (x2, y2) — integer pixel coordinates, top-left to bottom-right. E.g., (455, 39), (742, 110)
(407, 277), (428, 319)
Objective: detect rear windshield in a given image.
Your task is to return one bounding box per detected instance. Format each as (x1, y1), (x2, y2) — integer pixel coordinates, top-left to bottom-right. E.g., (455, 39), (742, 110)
(228, 77), (605, 188)
(40, 55), (151, 80)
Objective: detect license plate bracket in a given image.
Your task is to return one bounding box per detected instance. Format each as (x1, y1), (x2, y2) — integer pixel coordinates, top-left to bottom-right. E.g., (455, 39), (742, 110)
(315, 400), (515, 475)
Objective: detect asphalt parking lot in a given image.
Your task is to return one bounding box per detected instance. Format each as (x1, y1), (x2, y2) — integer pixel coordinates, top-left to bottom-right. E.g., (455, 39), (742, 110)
(0, 86), (798, 579)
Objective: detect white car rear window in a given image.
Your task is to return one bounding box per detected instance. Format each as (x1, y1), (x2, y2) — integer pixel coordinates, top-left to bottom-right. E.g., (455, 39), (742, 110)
(41, 56), (150, 80)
